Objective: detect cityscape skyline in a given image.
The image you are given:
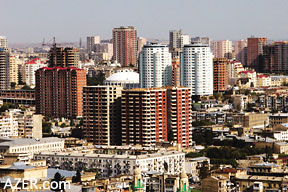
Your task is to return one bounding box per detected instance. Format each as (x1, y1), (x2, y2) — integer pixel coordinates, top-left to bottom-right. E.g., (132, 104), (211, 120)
(1, 0), (288, 43)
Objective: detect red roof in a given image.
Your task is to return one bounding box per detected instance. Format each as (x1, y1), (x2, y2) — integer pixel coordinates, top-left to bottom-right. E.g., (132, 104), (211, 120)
(239, 71), (255, 74)
(25, 58), (41, 64)
(257, 75), (270, 78)
(40, 66), (82, 71)
(215, 168), (237, 173)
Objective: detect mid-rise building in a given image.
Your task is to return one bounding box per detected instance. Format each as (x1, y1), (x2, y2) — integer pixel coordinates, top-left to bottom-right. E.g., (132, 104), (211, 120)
(122, 88), (168, 146)
(0, 137), (64, 155)
(167, 87), (192, 147)
(213, 58), (229, 92)
(0, 48), (10, 89)
(83, 86), (123, 146)
(169, 30), (190, 57)
(191, 37), (210, 46)
(48, 45), (79, 67)
(93, 43), (113, 61)
(137, 37), (147, 54)
(213, 40), (233, 59)
(238, 71), (257, 87)
(247, 37), (267, 71)
(17, 111), (43, 139)
(263, 41), (288, 73)
(0, 36), (8, 49)
(21, 58), (46, 87)
(181, 44), (213, 95)
(87, 36), (100, 53)
(35, 150), (184, 177)
(9, 56), (18, 84)
(113, 26), (137, 67)
(139, 43), (172, 88)
(234, 40), (247, 65)
(35, 67), (86, 118)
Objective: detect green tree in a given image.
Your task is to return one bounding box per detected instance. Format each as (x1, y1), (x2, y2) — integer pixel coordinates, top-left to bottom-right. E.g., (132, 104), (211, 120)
(199, 161), (210, 179)
(10, 82), (16, 89)
(60, 123), (66, 128)
(43, 121), (52, 134)
(70, 117), (74, 126)
(21, 85), (33, 90)
(72, 170), (81, 183)
(71, 128), (84, 139)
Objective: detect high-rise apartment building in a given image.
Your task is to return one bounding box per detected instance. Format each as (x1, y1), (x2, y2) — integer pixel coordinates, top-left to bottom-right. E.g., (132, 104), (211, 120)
(0, 48), (10, 89)
(263, 41), (288, 73)
(247, 37), (267, 71)
(35, 67), (86, 118)
(169, 30), (182, 50)
(93, 43), (114, 61)
(83, 86), (123, 146)
(113, 26), (137, 67)
(213, 40), (233, 59)
(181, 44), (213, 95)
(191, 37), (210, 46)
(213, 58), (229, 92)
(0, 36), (8, 49)
(169, 30), (190, 58)
(139, 44), (172, 88)
(234, 40), (247, 65)
(9, 56), (18, 85)
(48, 46), (79, 68)
(167, 87), (192, 147)
(87, 36), (100, 53)
(137, 37), (147, 54)
(171, 58), (180, 87)
(122, 88), (168, 147)
(21, 58), (46, 87)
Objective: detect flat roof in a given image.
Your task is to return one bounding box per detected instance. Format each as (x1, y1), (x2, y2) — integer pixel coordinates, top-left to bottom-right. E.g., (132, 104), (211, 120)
(37, 150), (184, 160)
(0, 137), (64, 148)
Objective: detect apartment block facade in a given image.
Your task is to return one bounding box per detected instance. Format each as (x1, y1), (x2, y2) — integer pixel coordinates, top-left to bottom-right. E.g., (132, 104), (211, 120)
(83, 86), (123, 146)
(35, 67), (86, 118)
(121, 88), (168, 146)
(112, 26), (137, 67)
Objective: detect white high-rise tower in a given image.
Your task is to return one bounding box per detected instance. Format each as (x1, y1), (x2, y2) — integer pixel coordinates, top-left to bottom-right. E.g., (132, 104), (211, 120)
(139, 43), (172, 88)
(181, 44), (213, 95)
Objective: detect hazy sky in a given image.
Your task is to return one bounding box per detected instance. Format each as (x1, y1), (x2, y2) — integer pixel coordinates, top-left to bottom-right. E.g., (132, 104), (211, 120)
(1, 0), (288, 43)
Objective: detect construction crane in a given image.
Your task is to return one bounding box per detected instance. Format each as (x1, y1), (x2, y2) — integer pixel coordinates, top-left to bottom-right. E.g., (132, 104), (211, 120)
(42, 37), (76, 47)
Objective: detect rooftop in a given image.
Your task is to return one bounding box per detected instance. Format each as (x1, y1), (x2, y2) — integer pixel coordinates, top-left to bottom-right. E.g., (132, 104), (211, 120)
(105, 71), (139, 82)
(0, 137), (63, 147)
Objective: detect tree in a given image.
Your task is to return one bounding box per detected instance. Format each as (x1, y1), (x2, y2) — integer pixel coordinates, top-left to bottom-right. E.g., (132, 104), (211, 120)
(21, 85), (33, 90)
(71, 128), (84, 139)
(70, 117), (74, 126)
(60, 123), (66, 128)
(10, 82), (16, 89)
(51, 172), (66, 192)
(199, 161), (210, 179)
(43, 121), (52, 134)
(72, 170), (81, 183)
(87, 71), (106, 86)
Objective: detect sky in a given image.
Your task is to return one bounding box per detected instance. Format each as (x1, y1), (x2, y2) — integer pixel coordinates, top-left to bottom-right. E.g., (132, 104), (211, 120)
(1, 0), (288, 43)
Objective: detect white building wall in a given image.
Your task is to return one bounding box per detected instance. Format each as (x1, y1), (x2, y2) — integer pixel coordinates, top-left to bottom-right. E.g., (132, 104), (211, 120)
(181, 44), (213, 95)
(140, 44), (172, 88)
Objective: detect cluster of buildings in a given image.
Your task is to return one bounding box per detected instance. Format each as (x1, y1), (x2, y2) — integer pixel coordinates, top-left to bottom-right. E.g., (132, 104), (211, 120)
(2, 27), (288, 191)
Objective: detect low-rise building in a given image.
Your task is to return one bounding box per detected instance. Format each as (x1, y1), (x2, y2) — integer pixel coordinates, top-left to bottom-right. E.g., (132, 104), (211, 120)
(34, 150), (185, 178)
(201, 175), (228, 192)
(0, 137), (64, 155)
